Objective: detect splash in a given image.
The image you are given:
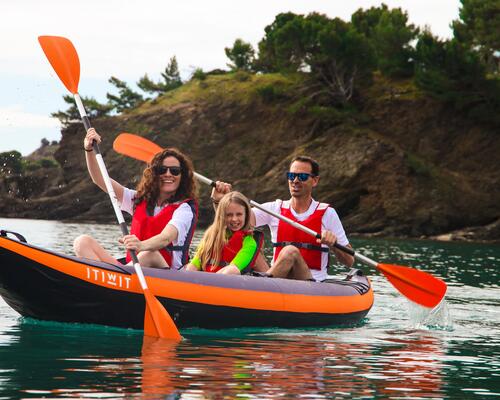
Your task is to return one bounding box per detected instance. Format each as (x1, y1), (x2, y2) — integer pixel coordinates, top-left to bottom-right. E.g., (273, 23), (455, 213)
(407, 299), (453, 331)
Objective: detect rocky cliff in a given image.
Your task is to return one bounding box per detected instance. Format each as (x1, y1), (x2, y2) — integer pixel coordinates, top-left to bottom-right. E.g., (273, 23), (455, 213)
(1, 73), (499, 242)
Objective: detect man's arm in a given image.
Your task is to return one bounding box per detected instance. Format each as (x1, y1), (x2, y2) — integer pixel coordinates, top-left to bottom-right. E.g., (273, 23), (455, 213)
(321, 208), (355, 268)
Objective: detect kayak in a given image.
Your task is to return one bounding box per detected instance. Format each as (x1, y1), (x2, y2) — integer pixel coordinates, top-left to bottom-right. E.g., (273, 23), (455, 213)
(0, 231), (373, 330)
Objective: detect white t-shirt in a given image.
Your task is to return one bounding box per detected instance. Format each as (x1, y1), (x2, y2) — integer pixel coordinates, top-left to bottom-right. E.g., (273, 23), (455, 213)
(120, 187), (194, 270)
(253, 199), (349, 281)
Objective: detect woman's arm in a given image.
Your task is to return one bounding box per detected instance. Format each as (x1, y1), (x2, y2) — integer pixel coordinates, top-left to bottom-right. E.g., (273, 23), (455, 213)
(130, 224), (179, 252)
(84, 128), (125, 203)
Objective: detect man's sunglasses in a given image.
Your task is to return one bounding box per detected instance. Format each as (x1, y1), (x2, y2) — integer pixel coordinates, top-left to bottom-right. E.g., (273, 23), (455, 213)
(286, 172), (315, 182)
(154, 165), (182, 176)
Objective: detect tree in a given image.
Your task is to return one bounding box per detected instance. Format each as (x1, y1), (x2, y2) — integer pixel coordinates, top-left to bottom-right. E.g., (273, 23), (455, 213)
(256, 12), (305, 72)
(309, 17), (376, 104)
(452, 0), (500, 73)
(414, 31), (500, 125)
(352, 4), (419, 77)
(225, 39), (255, 71)
(51, 95), (112, 126)
(256, 12), (376, 104)
(106, 77), (144, 113)
(137, 56), (182, 96)
(0, 151), (23, 174)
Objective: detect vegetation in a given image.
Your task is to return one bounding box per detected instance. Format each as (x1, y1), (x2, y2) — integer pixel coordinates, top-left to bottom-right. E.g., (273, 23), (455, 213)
(0, 150), (58, 175)
(51, 1), (499, 129)
(225, 39), (255, 71)
(137, 56), (183, 95)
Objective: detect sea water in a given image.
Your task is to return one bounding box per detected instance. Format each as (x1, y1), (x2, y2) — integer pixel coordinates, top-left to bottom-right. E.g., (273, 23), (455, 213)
(0, 218), (499, 399)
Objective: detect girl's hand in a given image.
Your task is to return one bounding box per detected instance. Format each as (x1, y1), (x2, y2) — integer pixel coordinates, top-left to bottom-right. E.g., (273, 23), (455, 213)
(84, 128), (102, 151)
(211, 181), (232, 203)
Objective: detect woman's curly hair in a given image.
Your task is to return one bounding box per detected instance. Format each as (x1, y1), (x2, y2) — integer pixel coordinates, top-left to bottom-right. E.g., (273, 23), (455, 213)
(134, 147), (197, 210)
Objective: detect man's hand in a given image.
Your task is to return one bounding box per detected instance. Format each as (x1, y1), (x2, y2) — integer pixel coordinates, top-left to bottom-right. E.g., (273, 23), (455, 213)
(317, 230), (337, 248)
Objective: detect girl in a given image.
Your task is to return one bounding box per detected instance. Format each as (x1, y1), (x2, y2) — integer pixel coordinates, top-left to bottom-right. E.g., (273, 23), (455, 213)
(185, 192), (260, 275)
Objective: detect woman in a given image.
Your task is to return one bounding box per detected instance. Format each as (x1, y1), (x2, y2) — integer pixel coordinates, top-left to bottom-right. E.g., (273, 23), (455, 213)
(74, 128), (197, 269)
(185, 191), (261, 275)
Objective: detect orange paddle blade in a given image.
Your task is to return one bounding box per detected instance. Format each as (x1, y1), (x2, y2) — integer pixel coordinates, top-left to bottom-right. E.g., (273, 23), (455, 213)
(376, 263), (447, 308)
(143, 288), (182, 341)
(113, 133), (163, 163)
(38, 36), (80, 94)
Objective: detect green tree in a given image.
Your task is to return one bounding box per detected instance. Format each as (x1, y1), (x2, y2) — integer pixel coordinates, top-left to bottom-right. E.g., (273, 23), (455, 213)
(414, 31), (500, 125)
(257, 12), (376, 104)
(256, 12), (305, 72)
(352, 4), (418, 77)
(0, 151), (23, 174)
(309, 17), (376, 104)
(452, 0), (500, 73)
(51, 95), (112, 126)
(106, 77), (144, 113)
(225, 38), (255, 71)
(137, 56), (182, 96)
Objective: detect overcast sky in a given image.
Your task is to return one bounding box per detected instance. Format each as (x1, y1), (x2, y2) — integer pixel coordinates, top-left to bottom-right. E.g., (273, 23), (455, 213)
(0, 0), (461, 155)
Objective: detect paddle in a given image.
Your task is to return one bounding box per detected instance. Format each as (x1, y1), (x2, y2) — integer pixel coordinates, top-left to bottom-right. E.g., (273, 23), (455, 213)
(113, 133), (448, 308)
(38, 36), (181, 340)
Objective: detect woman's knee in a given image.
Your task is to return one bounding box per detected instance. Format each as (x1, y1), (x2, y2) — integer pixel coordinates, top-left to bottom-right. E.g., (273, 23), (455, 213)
(73, 234), (95, 254)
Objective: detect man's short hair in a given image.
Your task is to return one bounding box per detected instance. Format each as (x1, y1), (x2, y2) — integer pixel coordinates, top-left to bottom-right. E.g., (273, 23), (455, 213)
(290, 156), (319, 176)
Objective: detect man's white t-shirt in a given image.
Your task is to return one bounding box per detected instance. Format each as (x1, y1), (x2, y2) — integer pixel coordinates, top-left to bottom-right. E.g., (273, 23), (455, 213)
(120, 187), (194, 270)
(253, 199), (349, 281)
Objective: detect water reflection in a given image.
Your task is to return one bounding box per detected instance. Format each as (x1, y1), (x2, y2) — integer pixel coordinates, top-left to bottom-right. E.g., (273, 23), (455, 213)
(137, 331), (447, 399)
(0, 317), (452, 399)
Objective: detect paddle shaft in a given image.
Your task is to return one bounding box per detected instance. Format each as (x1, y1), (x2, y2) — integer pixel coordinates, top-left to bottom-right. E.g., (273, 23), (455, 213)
(191, 171), (376, 268)
(74, 94), (148, 288)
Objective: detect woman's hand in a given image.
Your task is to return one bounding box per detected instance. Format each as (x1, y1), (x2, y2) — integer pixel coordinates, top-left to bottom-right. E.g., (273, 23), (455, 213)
(119, 234), (143, 252)
(84, 128), (102, 151)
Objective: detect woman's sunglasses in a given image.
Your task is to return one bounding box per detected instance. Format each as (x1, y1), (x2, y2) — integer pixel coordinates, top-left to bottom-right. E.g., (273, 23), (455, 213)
(286, 172), (315, 182)
(154, 165), (182, 176)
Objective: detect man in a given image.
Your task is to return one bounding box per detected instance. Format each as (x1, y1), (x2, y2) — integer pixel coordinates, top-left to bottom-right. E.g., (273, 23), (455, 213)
(212, 155), (354, 281)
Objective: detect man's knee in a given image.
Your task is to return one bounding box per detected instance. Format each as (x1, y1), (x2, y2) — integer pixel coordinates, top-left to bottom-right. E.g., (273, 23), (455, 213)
(278, 245), (301, 261)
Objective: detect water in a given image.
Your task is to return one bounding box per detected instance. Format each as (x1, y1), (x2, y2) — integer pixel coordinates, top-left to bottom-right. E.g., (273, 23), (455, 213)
(0, 218), (499, 399)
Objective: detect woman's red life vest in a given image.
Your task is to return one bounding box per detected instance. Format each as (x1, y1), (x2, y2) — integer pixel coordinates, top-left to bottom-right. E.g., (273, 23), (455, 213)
(273, 201), (329, 270)
(204, 230), (262, 273)
(125, 198), (198, 268)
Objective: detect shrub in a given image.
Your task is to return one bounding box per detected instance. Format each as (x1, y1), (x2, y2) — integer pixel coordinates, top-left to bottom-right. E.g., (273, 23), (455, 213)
(256, 84), (286, 103)
(234, 71), (251, 82)
(192, 68), (207, 81)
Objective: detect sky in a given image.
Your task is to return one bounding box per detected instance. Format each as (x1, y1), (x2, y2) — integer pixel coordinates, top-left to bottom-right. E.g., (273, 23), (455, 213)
(0, 0), (461, 155)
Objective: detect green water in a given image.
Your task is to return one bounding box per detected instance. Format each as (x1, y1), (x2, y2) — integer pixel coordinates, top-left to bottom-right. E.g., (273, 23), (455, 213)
(0, 218), (499, 399)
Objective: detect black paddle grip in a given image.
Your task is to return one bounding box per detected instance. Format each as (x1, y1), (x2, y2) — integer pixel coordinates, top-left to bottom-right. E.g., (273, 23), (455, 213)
(334, 242), (355, 256)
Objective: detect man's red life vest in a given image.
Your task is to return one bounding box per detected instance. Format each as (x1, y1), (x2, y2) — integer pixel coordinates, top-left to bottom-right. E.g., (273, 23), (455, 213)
(205, 230), (262, 273)
(273, 201), (329, 270)
(125, 198), (198, 268)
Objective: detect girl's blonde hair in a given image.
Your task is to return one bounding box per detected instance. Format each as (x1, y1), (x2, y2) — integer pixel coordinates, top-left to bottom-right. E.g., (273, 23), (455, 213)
(197, 191), (252, 270)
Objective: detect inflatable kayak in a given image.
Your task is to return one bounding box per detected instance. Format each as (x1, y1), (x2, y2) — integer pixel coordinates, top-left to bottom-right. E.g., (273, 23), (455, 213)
(0, 231), (373, 330)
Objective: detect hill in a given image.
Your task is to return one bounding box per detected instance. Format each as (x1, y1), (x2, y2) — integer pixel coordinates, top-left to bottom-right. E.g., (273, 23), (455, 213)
(1, 72), (499, 242)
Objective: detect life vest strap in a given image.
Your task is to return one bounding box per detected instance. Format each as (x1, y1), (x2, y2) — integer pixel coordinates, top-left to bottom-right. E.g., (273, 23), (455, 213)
(272, 241), (329, 252)
(208, 259), (229, 267)
(165, 245), (184, 251)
